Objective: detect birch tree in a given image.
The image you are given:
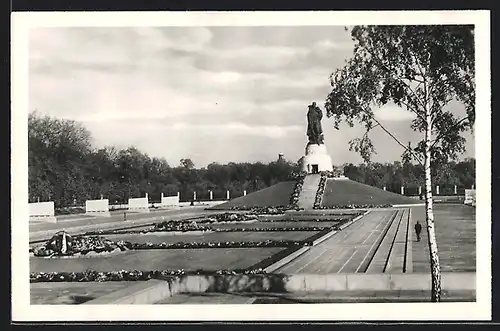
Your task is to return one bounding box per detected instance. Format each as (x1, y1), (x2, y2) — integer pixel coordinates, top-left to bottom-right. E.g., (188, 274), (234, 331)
(325, 25), (475, 302)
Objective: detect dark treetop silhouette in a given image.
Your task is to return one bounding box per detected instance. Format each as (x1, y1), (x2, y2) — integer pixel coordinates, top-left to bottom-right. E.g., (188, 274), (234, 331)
(306, 102), (324, 145)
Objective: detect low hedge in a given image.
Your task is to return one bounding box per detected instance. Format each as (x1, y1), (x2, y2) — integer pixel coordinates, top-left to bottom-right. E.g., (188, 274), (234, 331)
(213, 226), (335, 232)
(127, 240), (309, 250)
(317, 204), (392, 209)
(30, 268), (270, 283)
(31, 236), (316, 256)
(226, 206), (302, 214)
(77, 216), (356, 237)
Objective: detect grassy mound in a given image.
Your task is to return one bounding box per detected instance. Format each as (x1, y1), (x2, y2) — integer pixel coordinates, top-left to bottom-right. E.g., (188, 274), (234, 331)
(209, 181), (296, 210)
(321, 179), (419, 207)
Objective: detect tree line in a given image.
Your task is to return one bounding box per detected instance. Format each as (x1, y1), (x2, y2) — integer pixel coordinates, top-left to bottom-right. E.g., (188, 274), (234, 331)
(28, 111), (475, 208)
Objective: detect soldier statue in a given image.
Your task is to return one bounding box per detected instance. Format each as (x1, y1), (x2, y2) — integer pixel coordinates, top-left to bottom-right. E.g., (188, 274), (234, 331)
(306, 101), (324, 145)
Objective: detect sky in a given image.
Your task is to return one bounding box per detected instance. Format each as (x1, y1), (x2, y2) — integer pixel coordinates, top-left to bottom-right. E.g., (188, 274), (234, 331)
(28, 26), (475, 168)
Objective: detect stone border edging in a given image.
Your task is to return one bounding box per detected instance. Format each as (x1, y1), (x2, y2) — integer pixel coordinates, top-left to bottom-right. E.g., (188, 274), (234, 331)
(338, 210), (370, 230)
(392, 203), (425, 207)
(264, 247), (311, 272)
(312, 230), (338, 246)
(83, 272), (476, 304)
(258, 211), (369, 273)
(404, 208), (413, 273)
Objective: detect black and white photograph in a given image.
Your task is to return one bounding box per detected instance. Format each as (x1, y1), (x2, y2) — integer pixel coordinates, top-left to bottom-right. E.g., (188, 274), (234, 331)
(11, 11), (491, 321)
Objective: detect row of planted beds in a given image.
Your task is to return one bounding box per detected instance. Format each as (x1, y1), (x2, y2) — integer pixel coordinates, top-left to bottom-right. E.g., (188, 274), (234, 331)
(30, 207), (365, 283)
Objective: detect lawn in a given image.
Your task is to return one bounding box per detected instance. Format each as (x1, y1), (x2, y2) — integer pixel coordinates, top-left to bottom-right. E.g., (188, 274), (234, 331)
(209, 181), (296, 210)
(411, 204), (476, 272)
(30, 247), (285, 273)
(30, 281), (133, 305)
(321, 179), (418, 207)
(209, 221), (341, 230)
(104, 231), (318, 244)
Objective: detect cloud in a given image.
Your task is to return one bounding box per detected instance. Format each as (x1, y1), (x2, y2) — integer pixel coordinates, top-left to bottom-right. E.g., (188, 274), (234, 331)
(192, 41), (352, 74)
(374, 104), (417, 121)
(28, 26), (473, 167)
(168, 122), (302, 138)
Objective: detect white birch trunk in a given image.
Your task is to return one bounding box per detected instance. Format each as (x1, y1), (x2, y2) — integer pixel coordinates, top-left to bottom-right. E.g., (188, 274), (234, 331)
(425, 104), (442, 302)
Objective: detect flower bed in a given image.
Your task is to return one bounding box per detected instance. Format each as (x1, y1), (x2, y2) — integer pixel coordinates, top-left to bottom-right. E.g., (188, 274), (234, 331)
(212, 213), (258, 222)
(317, 204), (392, 209)
(319, 169), (344, 178)
(31, 233), (316, 256)
(80, 214), (355, 237)
(313, 173), (328, 209)
(30, 268), (271, 283)
(126, 239), (309, 250)
(213, 226), (336, 232)
(83, 223), (213, 236)
(151, 220), (214, 233)
(82, 215), (258, 236)
(226, 206), (301, 214)
(32, 233), (129, 257)
(288, 171), (307, 209)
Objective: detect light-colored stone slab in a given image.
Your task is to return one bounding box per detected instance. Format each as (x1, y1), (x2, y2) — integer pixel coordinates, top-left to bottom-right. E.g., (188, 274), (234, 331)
(302, 274), (328, 291)
(325, 274), (348, 291)
(29, 201), (57, 223)
(285, 274), (306, 292)
(83, 272), (476, 304)
(160, 195), (180, 208)
(347, 274), (390, 291)
(85, 199), (110, 217)
(128, 197), (149, 213)
(84, 279), (177, 304)
(390, 273), (431, 290)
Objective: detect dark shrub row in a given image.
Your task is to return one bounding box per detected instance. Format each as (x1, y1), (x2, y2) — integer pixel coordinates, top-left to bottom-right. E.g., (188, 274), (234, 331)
(31, 236), (315, 256)
(317, 204), (392, 209)
(30, 268), (270, 283)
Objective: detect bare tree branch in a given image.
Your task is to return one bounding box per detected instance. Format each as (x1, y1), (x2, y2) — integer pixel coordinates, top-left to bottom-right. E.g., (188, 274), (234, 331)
(361, 107), (424, 165)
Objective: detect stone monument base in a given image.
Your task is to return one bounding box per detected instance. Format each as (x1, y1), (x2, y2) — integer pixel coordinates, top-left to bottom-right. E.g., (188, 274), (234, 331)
(301, 143), (334, 174)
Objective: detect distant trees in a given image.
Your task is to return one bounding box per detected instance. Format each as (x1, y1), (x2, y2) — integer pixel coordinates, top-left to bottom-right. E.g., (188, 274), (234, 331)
(28, 111), (475, 209)
(28, 111), (93, 205)
(340, 159), (474, 194)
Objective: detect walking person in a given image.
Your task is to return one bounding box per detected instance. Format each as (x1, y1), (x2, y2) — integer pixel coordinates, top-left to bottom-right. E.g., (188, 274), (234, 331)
(414, 220), (422, 242)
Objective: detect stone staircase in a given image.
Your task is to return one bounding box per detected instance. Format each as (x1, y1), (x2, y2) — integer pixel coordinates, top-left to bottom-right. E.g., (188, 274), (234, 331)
(297, 174), (322, 210)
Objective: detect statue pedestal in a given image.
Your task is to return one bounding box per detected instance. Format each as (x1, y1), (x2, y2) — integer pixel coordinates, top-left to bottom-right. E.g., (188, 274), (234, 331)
(301, 144), (334, 174)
